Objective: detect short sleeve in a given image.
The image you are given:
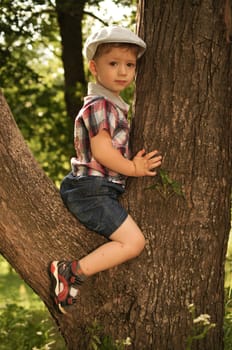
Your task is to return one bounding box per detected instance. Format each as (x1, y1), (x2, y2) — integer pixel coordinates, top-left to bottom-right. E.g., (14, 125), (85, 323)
(82, 98), (118, 138)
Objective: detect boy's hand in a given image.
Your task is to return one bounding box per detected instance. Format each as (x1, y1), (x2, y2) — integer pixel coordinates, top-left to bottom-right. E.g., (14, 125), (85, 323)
(91, 130), (162, 177)
(132, 149), (162, 177)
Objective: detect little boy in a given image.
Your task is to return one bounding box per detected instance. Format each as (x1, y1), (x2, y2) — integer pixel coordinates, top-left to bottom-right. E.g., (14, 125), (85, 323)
(50, 26), (162, 314)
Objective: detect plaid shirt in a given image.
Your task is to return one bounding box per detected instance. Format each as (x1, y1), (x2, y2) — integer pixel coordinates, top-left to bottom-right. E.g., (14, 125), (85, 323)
(71, 82), (130, 185)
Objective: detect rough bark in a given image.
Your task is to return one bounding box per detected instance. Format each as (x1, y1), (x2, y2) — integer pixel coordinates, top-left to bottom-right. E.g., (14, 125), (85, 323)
(0, 0), (231, 349)
(129, 0), (232, 349)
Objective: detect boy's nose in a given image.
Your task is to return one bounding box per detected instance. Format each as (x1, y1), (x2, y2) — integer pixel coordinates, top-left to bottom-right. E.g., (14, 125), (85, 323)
(118, 65), (127, 75)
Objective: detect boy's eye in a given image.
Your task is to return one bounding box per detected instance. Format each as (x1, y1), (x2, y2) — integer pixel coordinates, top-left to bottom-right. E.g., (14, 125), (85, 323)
(109, 61), (117, 66)
(127, 63), (136, 68)
(108, 61), (136, 68)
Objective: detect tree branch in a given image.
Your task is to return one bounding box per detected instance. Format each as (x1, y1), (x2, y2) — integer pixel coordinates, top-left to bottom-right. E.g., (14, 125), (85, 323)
(83, 10), (108, 26)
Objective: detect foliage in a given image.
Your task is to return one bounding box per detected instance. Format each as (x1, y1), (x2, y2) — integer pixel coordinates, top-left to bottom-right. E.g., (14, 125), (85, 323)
(224, 287), (232, 349)
(145, 168), (185, 200)
(0, 256), (66, 350)
(0, 0), (136, 185)
(87, 320), (131, 350)
(0, 0), (73, 185)
(0, 303), (62, 350)
(186, 304), (216, 350)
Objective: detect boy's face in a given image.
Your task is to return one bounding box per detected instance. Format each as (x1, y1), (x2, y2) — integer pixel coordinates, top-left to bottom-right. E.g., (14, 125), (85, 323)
(89, 46), (137, 96)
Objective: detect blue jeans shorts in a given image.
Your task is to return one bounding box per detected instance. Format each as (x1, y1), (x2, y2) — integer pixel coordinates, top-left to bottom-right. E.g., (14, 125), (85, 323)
(60, 174), (128, 239)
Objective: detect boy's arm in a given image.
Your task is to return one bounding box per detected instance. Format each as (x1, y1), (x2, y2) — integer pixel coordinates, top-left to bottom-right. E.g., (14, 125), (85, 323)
(90, 129), (162, 177)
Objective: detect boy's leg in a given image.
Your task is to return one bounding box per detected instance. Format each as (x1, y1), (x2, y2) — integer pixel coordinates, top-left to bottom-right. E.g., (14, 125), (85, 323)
(50, 215), (145, 313)
(78, 214), (145, 276)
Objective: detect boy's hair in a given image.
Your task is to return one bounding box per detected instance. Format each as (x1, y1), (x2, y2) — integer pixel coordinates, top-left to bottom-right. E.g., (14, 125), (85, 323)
(93, 42), (140, 60)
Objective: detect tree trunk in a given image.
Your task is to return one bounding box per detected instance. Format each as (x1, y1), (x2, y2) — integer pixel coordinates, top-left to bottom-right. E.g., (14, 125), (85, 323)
(55, 0), (87, 120)
(129, 0), (232, 348)
(0, 1), (231, 350)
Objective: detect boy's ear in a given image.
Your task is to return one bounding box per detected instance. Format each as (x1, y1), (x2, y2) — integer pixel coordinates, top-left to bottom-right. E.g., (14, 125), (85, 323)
(89, 60), (97, 76)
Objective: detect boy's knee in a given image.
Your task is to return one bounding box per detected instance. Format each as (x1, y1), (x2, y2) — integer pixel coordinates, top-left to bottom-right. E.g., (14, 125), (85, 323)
(131, 234), (145, 257)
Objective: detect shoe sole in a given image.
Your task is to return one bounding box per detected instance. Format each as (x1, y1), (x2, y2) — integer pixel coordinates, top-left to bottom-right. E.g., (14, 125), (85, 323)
(50, 261), (67, 314)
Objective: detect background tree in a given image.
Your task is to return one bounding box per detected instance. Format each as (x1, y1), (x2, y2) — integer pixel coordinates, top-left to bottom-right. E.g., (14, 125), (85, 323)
(0, 1), (231, 350)
(0, 0), (135, 184)
(0, 0), (73, 183)
(55, 0), (137, 120)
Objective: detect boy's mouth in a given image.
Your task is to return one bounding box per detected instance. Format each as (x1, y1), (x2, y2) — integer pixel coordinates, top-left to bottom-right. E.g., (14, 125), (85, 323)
(115, 80), (127, 84)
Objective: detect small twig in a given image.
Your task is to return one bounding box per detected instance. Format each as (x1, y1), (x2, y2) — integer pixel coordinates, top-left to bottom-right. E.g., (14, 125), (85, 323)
(83, 11), (108, 26)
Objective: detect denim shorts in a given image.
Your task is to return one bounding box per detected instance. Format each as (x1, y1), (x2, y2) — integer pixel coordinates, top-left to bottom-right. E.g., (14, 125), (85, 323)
(60, 174), (128, 239)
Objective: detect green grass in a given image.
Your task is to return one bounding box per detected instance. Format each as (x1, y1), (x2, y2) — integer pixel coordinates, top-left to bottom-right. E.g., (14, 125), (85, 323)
(0, 262), (41, 309)
(0, 256), (66, 350)
(225, 233), (232, 289)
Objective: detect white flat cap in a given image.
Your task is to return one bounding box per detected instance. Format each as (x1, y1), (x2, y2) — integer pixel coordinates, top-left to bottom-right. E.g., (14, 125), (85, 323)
(83, 26), (146, 61)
